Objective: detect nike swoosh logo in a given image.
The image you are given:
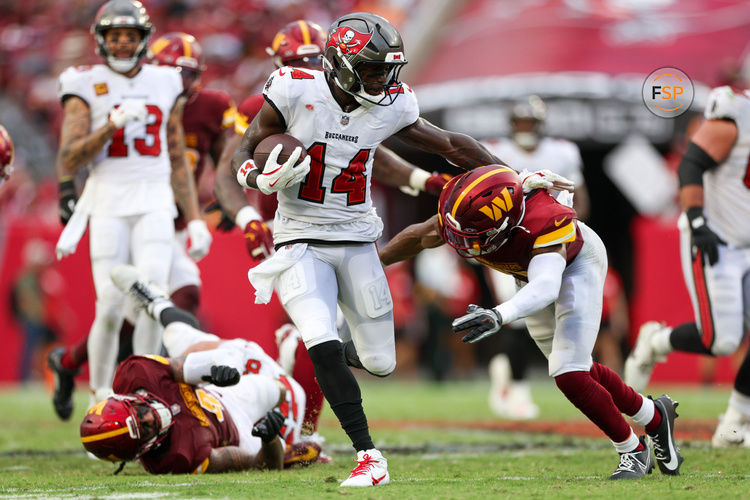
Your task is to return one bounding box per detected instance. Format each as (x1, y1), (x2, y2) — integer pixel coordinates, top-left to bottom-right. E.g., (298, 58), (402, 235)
(372, 473), (387, 485)
(554, 218), (566, 227)
(662, 412), (679, 470)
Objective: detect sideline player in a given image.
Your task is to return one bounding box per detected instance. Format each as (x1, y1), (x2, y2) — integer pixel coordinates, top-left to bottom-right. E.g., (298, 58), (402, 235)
(48, 31), (234, 420)
(379, 166), (683, 479)
(54, 0), (208, 404)
(624, 85), (750, 447)
(230, 13), (508, 487)
(0, 125), (13, 186)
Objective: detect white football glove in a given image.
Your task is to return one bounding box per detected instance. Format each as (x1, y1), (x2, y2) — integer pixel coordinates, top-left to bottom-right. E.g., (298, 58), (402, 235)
(521, 169), (575, 194)
(187, 219), (212, 261)
(109, 98), (148, 128)
(255, 144), (311, 195)
(451, 304), (503, 344)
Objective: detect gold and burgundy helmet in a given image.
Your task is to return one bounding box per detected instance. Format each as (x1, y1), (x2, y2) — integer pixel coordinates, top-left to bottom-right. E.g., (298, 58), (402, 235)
(148, 32), (206, 94)
(266, 20), (327, 69)
(80, 392), (174, 462)
(0, 125), (14, 176)
(438, 166), (524, 256)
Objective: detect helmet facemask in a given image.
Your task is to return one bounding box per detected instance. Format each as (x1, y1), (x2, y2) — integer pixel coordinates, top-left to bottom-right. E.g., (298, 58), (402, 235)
(91, 0), (154, 74)
(323, 13), (407, 107)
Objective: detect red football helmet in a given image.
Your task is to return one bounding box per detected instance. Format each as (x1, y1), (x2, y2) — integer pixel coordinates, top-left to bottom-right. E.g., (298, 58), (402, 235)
(0, 125), (14, 178)
(438, 166), (524, 256)
(80, 392), (174, 462)
(148, 32), (206, 94)
(265, 20), (326, 69)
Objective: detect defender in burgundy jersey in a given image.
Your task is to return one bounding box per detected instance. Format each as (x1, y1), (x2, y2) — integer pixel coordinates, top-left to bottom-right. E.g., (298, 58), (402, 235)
(380, 166), (683, 480)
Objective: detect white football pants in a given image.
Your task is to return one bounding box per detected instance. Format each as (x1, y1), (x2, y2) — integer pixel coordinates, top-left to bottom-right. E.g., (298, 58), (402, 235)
(276, 243), (396, 376)
(523, 222), (608, 377)
(87, 210), (173, 399)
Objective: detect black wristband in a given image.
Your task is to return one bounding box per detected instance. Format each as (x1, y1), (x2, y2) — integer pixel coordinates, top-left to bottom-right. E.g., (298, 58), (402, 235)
(678, 142), (718, 187)
(59, 179), (75, 194)
(685, 206), (705, 231)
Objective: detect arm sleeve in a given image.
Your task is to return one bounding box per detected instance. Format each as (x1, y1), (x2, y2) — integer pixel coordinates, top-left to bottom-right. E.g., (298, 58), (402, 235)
(494, 252), (566, 324)
(392, 84), (421, 132)
(704, 86), (741, 121)
(58, 67), (90, 105)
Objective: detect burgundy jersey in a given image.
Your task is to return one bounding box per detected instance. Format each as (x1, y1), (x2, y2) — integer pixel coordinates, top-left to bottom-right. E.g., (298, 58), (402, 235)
(235, 93), (278, 222)
(175, 88), (236, 230)
(113, 355), (240, 474)
(474, 190), (584, 281)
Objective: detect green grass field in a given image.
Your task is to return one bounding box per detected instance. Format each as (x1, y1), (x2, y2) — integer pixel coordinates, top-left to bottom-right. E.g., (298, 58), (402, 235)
(1, 378), (749, 499)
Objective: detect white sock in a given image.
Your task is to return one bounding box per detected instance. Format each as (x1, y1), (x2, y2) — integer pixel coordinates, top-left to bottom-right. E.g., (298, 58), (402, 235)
(163, 322), (220, 357)
(87, 306), (123, 397)
(612, 430), (640, 453)
(149, 297), (173, 321)
(650, 326), (673, 356)
(727, 390), (750, 421)
(630, 395), (656, 426)
(132, 310), (163, 355)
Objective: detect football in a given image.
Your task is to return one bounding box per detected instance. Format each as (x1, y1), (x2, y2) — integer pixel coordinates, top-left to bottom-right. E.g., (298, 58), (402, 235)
(253, 133), (308, 171)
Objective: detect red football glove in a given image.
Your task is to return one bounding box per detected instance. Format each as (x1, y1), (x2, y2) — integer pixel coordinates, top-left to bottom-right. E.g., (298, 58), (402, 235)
(424, 172), (453, 195)
(244, 220), (273, 261)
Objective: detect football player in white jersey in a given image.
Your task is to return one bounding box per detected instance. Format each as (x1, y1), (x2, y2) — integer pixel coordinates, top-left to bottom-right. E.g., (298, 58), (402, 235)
(230, 13), (504, 487)
(625, 85), (750, 447)
(54, 0), (208, 404)
(0, 125), (13, 187)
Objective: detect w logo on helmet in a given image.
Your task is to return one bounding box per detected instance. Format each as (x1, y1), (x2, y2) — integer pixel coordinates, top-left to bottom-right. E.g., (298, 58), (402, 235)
(478, 188), (514, 221)
(327, 27), (372, 55)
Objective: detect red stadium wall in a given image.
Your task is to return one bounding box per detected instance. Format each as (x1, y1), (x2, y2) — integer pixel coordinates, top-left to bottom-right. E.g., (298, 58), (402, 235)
(0, 216), (740, 384)
(0, 219), (285, 383)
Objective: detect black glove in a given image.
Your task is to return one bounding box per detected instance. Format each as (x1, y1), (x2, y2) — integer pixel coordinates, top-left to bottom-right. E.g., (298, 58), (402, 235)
(451, 304), (503, 343)
(204, 199), (236, 232)
(201, 365), (240, 387)
(252, 409), (285, 443)
(59, 179), (77, 226)
(686, 207), (726, 266)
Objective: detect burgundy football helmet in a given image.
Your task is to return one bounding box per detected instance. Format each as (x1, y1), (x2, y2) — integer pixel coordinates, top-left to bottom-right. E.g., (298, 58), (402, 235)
(148, 32), (206, 94)
(80, 392), (174, 462)
(266, 20), (327, 69)
(0, 125), (14, 180)
(438, 166), (525, 256)
(91, 0), (154, 74)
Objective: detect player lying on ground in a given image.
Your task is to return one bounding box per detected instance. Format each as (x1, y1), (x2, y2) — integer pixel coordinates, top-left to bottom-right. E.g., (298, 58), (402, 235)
(379, 166), (684, 480)
(79, 265), (323, 473)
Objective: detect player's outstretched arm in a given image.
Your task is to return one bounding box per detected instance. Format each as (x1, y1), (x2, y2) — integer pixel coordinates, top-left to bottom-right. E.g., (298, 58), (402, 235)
(167, 98), (200, 222)
(372, 145), (452, 196)
(205, 438), (284, 472)
(395, 117), (506, 171)
(214, 133), (250, 219)
(379, 214), (444, 266)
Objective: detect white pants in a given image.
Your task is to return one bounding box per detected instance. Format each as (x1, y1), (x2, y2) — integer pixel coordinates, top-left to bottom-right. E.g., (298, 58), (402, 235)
(87, 210), (174, 397)
(678, 214), (750, 355)
(523, 223), (608, 377)
(276, 243), (396, 376)
(169, 229), (201, 293)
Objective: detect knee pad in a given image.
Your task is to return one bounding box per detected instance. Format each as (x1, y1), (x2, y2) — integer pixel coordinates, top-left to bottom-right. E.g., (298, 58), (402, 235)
(711, 337), (741, 357)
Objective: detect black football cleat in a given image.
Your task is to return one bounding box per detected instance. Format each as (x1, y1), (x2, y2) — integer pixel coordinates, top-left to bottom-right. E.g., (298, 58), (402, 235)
(609, 436), (654, 480)
(647, 394), (684, 475)
(47, 347), (78, 421)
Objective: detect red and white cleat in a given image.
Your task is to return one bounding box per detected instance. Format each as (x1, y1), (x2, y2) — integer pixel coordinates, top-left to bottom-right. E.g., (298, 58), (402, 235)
(339, 449), (389, 487)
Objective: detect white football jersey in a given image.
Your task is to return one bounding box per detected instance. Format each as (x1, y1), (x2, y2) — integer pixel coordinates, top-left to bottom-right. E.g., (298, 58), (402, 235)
(57, 64), (183, 216)
(701, 86), (750, 247)
(482, 137), (585, 187)
(263, 67), (419, 242)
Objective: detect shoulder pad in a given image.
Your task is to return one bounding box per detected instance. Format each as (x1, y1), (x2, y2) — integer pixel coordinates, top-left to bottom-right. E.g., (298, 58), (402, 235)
(704, 86), (745, 121)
